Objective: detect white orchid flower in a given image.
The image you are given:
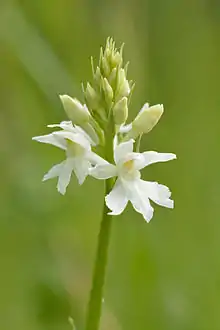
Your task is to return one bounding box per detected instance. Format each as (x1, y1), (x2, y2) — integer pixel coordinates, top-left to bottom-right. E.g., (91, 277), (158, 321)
(90, 140), (176, 222)
(32, 121), (105, 195)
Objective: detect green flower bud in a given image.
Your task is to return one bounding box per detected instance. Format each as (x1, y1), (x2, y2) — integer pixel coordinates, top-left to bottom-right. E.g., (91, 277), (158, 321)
(132, 103), (164, 136)
(60, 95), (90, 125)
(108, 67), (117, 89)
(85, 83), (99, 110)
(115, 68), (130, 101)
(113, 97), (128, 125)
(102, 77), (113, 106)
(94, 67), (102, 87)
(111, 51), (123, 68)
(105, 47), (111, 60)
(101, 56), (111, 77)
(100, 38), (124, 77)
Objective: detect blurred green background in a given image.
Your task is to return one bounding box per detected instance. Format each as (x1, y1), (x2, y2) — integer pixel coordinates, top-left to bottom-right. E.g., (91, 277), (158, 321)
(1, 0), (220, 329)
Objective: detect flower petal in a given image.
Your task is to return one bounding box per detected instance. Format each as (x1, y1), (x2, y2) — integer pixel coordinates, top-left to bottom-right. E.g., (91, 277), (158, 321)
(122, 179), (154, 222)
(119, 123), (132, 134)
(89, 163), (117, 180)
(140, 181), (174, 208)
(48, 121), (75, 132)
(124, 152), (145, 169)
(43, 162), (65, 181)
(74, 125), (96, 146)
(53, 131), (91, 150)
(114, 139), (134, 164)
(32, 133), (67, 150)
(87, 151), (109, 166)
(105, 179), (128, 215)
(57, 159), (74, 195)
(72, 158), (90, 185)
(137, 151), (176, 169)
(48, 122), (94, 145)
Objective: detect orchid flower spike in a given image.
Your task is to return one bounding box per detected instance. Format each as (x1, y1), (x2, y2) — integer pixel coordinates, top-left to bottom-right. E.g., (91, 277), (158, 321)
(90, 140), (176, 222)
(32, 121), (106, 195)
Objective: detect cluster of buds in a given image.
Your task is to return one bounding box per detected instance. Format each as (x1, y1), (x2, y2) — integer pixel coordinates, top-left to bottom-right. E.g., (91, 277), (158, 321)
(60, 37), (163, 149)
(85, 38), (132, 128)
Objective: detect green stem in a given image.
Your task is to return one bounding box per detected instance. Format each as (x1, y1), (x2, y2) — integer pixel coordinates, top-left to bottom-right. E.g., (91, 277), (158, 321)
(135, 133), (142, 152)
(85, 178), (114, 330)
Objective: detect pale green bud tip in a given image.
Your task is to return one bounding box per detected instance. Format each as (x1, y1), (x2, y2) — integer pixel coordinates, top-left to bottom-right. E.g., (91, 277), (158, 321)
(85, 83), (100, 110)
(60, 95), (90, 124)
(94, 67), (101, 85)
(102, 77), (113, 104)
(68, 317), (75, 330)
(100, 37), (124, 77)
(115, 68), (130, 101)
(113, 96), (128, 125)
(132, 103), (164, 135)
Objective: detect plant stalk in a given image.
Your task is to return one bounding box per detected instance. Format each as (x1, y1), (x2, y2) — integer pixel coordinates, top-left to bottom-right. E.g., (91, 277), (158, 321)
(85, 178), (114, 330)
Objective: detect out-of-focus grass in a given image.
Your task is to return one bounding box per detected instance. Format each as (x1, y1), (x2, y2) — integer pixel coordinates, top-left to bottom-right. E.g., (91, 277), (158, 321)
(1, 0), (220, 329)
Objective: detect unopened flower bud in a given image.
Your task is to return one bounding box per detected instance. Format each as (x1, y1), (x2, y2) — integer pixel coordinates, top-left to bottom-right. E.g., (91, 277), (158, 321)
(110, 51), (123, 69)
(108, 67), (117, 88)
(101, 56), (111, 77)
(115, 68), (130, 101)
(94, 67), (102, 87)
(60, 95), (90, 125)
(113, 97), (128, 125)
(105, 47), (111, 60)
(102, 78), (113, 106)
(85, 83), (99, 110)
(132, 103), (164, 136)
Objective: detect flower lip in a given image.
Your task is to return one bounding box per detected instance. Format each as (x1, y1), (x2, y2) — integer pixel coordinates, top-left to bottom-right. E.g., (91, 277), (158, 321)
(117, 155), (141, 181)
(123, 159), (134, 171)
(117, 152), (143, 172)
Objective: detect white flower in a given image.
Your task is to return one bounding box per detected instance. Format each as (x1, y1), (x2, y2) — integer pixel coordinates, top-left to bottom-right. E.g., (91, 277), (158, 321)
(90, 140), (176, 222)
(32, 121), (105, 195)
